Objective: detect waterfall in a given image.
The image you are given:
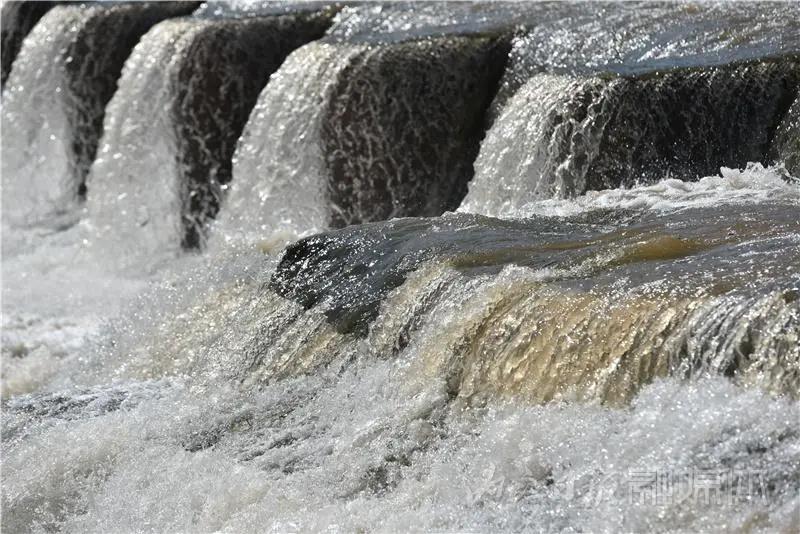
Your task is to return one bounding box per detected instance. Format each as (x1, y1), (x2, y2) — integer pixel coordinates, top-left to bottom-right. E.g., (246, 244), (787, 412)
(460, 74), (608, 214)
(84, 18), (198, 265)
(86, 5), (335, 264)
(461, 57), (800, 216)
(2, 2), (800, 532)
(269, 203), (800, 402)
(0, 0), (57, 88)
(215, 41), (362, 246)
(0, 2), (197, 229)
(221, 34), (507, 238)
(773, 95), (800, 175)
(218, 4), (511, 245)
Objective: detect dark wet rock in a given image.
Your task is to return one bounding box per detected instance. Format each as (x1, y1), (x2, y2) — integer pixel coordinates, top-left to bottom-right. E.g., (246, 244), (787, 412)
(492, 2), (800, 116)
(270, 204), (800, 336)
(270, 213), (592, 334)
(468, 56), (800, 204)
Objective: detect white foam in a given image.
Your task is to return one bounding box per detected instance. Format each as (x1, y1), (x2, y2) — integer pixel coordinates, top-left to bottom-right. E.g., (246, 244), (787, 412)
(3, 5), (799, 529)
(213, 41), (365, 247)
(1, 5), (99, 227)
(486, 163), (800, 219)
(3, 371), (798, 532)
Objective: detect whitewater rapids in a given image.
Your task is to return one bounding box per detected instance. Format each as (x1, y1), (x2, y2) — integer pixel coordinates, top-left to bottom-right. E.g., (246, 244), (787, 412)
(2, 2), (800, 532)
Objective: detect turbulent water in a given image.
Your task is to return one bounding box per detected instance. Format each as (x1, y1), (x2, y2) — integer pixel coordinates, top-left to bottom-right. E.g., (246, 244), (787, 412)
(2, 1), (800, 532)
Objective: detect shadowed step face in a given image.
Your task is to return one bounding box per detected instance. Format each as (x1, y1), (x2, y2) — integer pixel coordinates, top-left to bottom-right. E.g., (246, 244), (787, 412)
(63, 2), (202, 200)
(461, 57), (800, 214)
(773, 94), (800, 175)
(581, 58), (800, 192)
(319, 35), (509, 228)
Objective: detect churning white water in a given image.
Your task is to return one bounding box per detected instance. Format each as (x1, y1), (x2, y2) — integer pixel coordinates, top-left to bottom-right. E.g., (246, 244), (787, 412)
(216, 41), (364, 245)
(1, 5), (95, 227)
(2, 1), (799, 532)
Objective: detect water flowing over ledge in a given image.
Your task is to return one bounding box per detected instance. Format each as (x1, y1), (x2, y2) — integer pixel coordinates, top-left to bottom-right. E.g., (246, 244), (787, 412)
(1, 2), (198, 228)
(460, 58), (799, 216)
(1, 1), (800, 532)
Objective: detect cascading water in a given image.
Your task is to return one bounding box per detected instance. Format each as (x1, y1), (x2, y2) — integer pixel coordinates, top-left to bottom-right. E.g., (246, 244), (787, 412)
(0, 2), (197, 229)
(774, 94), (800, 175)
(460, 59), (799, 215)
(86, 2), (336, 263)
(0, 0), (57, 88)
(217, 3), (516, 244)
(2, 2), (800, 533)
(216, 40), (363, 245)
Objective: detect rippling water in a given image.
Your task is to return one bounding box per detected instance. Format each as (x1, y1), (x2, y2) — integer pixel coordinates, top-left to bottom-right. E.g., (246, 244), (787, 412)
(1, 1), (799, 532)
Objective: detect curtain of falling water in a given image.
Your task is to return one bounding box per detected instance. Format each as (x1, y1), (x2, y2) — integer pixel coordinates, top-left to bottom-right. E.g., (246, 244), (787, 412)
(85, 19), (193, 266)
(213, 41), (366, 248)
(2, 3), (800, 533)
(1, 6), (91, 227)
